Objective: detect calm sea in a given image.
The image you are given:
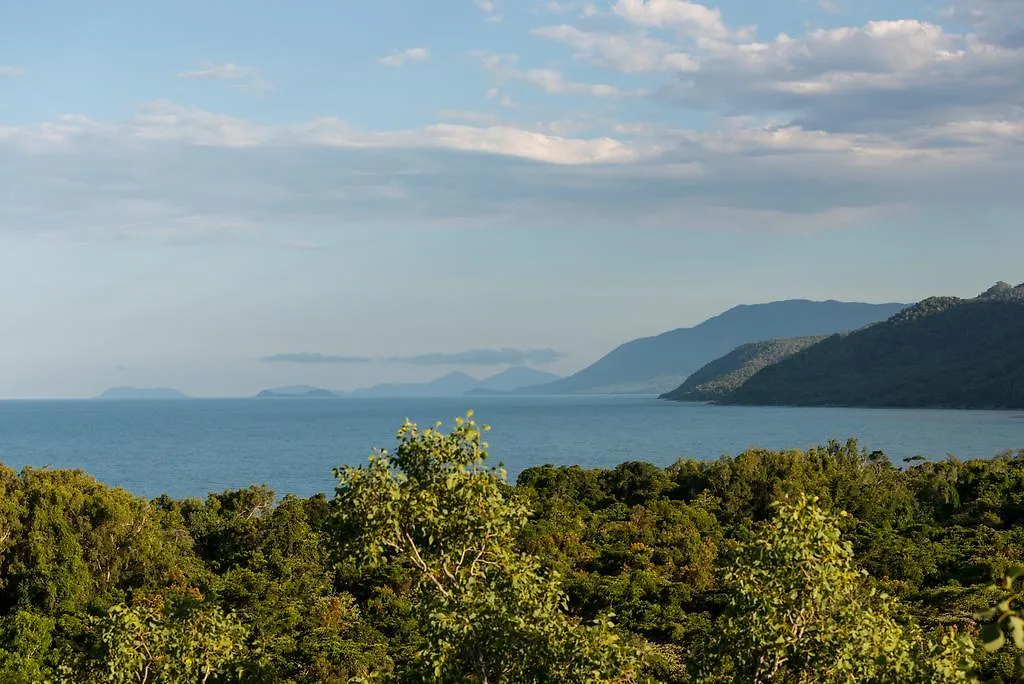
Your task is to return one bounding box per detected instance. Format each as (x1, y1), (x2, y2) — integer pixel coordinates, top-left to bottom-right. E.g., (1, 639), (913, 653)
(0, 396), (1021, 499)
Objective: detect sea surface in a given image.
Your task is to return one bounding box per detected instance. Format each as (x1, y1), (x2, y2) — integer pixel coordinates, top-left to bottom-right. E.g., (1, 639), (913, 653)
(1, 396), (1021, 499)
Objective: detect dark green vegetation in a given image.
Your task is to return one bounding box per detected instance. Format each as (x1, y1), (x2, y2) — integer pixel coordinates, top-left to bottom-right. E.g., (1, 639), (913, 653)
(659, 336), (825, 402)
(518, 300), (906, 395)
(716, 282), (1024, 408)
(2, 415), (1023, 681)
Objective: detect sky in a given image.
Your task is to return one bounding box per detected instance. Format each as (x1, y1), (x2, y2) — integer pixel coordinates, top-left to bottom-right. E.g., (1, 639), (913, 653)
(1, 0), (1022, 398)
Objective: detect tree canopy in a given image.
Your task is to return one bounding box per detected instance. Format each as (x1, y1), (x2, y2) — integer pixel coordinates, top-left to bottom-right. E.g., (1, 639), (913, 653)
(1, 420), (1022, 681)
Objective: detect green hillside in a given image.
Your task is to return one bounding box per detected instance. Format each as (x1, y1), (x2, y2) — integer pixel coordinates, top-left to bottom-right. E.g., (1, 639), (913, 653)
(660, 336), (826, 401)
(723, 282), (1024, 408)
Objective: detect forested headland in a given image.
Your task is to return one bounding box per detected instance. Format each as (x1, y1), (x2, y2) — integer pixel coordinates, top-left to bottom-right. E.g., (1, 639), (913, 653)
(665, 283), (1024, 409)
(1, 414), (1022, 682)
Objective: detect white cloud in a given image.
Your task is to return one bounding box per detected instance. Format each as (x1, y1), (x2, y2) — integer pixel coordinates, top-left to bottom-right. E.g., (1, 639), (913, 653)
(475, 0), (503, 21)
(377, 47), (431, 67)
(522, 69), (625, 96)
(474, 51), (634, 98)
(612, 0), (733, 39)
(178, 63), (253, 79)
(531, 25), (699, 72)
(663, 20), (1024, 135)
(4, 4), (1024, 243)
(1, 98), (1022, 248)
(0, 66), (26, 77)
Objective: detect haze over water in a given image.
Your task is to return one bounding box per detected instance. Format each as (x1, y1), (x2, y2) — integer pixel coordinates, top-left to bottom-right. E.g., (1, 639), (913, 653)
(1, 396), (1020, 499)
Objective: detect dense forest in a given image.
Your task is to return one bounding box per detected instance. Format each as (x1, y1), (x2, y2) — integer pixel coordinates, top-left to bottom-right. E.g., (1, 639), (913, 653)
(659, 336), (825, 402)
(664, 282), (1024, 409)
(1, 414), (1023, 682)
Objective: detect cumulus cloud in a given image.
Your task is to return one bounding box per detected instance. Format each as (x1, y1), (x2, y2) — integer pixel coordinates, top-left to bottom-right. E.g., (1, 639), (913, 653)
(4, 0), (1024, 245)
(0, 66), (26, 77)
(390, 348), (567, 365)
(377, 47), (430, 67)
(261, 353), (372, 364)
(945, 0), (1024, 46)
(661, 20), (1024, 135)
(611, 0), (735, 40)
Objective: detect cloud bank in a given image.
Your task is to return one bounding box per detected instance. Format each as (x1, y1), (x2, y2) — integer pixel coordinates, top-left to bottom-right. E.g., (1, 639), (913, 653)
(389, 348), (567, 366)
(261, 353), (373, 364)
(261, 349), (566, 366)
(2, 0), (1022, 243)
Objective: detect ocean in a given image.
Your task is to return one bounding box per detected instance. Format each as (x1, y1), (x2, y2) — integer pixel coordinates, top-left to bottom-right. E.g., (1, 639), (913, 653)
(1, 396), (1021, 499)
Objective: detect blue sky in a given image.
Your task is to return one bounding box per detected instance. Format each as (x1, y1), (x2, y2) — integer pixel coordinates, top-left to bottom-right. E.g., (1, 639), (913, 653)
(1, 0), (1022, 398)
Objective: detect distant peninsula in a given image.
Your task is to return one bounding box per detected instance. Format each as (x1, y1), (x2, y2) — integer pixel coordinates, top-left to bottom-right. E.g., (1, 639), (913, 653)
(660, 336), (826, 402)
(95, 387), (190, 400)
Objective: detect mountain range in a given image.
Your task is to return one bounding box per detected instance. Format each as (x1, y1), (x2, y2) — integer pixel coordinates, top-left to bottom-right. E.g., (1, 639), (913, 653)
(515, 300), (908, 395)
(664, 282), (1024, 409)
(256, 366), (561, 399)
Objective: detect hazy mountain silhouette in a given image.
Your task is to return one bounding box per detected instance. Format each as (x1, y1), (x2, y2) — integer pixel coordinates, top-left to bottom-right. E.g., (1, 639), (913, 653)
(257, 385), (327, 396)
(719, 283), (1024, 409)
(254, 367), (562, 399)
(95, 387), (190, 400)
(518, 300), (908, 395)
(347, 371), (481, 398)
(257, 388), (336, 398)
(467, 367), (561, 394)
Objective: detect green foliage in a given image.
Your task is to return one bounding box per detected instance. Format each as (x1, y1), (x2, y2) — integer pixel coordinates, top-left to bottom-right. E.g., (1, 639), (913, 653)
(975, 566), (1024, 677)
(2, 421), (1023, 680)
(333, 412), (640, 683)
(698, 494), (976, 683)
(90, 594), (247, 683)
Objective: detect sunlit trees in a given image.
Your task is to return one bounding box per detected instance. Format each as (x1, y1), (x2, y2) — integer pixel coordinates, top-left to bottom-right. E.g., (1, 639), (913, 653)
(699, 494), (977, 683)
(332, 412), (641, 683)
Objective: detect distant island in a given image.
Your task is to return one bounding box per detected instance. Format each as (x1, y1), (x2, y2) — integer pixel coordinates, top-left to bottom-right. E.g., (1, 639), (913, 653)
(662, 282), (1024, 409)
(256, 388), (336, 398)
(513, 300), (908, 395)
(255, 366), (561, 399)
(95, 387), (190, 400)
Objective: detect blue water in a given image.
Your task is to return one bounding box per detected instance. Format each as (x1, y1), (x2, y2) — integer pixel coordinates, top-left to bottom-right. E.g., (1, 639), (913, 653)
(0, 396), (1021, 499)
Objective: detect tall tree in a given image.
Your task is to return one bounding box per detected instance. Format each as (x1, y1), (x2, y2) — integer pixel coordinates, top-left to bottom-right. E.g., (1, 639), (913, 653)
(332, 412), (641, 683)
